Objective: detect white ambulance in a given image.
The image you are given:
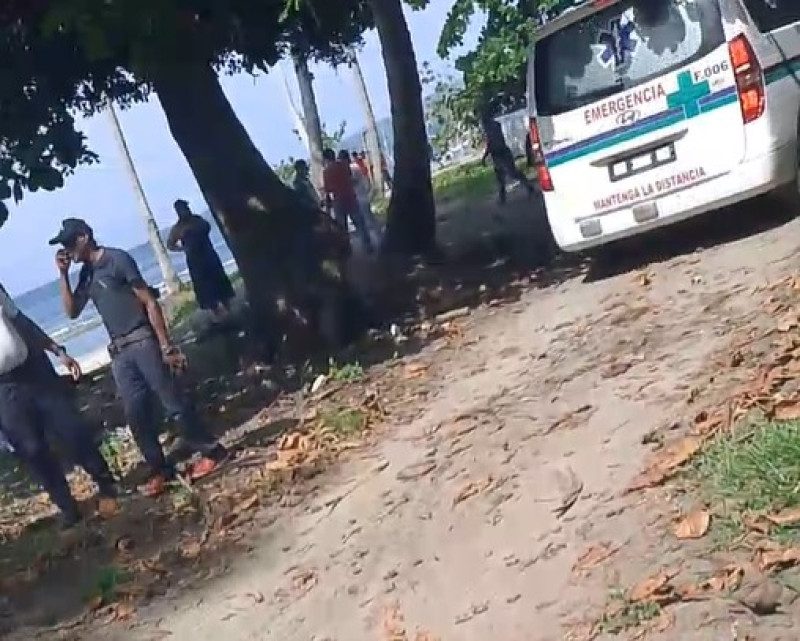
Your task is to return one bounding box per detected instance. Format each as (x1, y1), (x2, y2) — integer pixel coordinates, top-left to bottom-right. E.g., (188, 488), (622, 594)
(527, 0), (800, 252)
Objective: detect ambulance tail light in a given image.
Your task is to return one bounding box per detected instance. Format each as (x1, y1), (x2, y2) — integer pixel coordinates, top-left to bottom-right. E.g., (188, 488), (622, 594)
(529, 118), (553, 192)
(728, 34), (765, 124)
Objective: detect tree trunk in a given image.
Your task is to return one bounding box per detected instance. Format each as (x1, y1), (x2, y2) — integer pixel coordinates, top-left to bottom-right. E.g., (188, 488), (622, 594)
(348, 48), (384, 194)
(369, 0), (437, 255)
(151, 62), (352, 356)
(292, 53), (325, 195)
(107, 102), (182, 295)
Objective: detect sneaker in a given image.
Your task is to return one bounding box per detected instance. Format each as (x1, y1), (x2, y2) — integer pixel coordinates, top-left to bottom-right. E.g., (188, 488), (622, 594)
(188, 457), (220, 481)
(141, 473), (169, 498)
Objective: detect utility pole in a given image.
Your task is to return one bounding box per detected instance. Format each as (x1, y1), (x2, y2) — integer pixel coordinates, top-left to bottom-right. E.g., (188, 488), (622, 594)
(107, 102), (181, 295)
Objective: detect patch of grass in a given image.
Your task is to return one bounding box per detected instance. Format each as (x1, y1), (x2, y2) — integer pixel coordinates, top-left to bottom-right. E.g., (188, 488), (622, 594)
(326, 358), (364, 384)
(695, 418), (800, 545)
(597, 589), (662, 635)
(432, 161), (496, 204)
(321, 407), (368, 439)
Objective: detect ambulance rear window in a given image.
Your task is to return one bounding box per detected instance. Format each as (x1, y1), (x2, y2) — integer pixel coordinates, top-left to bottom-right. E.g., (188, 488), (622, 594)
(531, 0), (725, 117)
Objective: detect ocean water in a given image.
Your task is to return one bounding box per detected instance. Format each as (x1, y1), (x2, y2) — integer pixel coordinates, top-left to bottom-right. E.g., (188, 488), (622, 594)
(14, 217), (235, 363)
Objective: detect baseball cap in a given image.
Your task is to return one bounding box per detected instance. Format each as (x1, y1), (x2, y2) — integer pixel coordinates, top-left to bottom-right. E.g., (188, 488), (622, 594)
(48, 218), (93, 246)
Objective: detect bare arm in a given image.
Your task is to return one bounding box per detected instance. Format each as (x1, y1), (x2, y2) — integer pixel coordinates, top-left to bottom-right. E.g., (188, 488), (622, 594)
(59, 269), (89, 320)
(132, 284), (171, 349)
(166, 224), (183, 252)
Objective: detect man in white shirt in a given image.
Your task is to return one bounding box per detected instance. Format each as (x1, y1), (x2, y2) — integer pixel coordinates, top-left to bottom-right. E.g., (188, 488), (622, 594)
(0, 284), (117, 528)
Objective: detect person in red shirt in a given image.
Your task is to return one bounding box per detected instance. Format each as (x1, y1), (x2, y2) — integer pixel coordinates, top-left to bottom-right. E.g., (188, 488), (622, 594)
(322, 148), (374, 254)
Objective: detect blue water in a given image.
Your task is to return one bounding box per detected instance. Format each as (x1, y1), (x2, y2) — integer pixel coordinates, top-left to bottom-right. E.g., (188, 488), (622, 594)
(15, 215), (235, 363)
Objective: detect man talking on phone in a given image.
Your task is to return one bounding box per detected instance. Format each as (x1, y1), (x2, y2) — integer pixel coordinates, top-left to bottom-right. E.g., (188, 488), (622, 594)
(51, 218), (227, 497)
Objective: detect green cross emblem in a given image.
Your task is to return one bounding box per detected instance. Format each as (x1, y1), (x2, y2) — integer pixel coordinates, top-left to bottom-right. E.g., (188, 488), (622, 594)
(666, 70), (711, 119)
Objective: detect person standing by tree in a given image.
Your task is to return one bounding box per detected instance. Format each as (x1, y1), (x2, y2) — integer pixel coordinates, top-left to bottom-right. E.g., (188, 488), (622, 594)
(292, 159), (322, 210)
(0, 282), (117, 528)
(481, 114), (535, 204)
(167, 200), (235, 326)
(322, 148), (374, 254)
(53, 218), (227, 497)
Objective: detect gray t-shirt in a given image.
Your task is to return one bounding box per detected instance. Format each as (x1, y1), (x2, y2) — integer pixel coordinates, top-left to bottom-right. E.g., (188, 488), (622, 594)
(76, 247), (150, 340)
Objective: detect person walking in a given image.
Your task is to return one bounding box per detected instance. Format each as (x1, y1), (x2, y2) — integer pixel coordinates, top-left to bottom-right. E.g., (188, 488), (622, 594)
(481, 114), (535, 204)
(52, 218), (227, 497)
(0, 282), (117, 528)
(322, 148), (374, 254)
(167, 200), (235, 326)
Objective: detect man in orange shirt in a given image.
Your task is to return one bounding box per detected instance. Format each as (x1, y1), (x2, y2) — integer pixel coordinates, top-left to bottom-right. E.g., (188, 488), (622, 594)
(322, 148), (374, 254)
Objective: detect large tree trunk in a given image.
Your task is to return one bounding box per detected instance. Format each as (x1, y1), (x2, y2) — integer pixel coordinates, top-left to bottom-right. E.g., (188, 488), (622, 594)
(107, 102), (182, 295)
(348, 48), (384, 194)
(292, 53), (325, 194)
(369, 0), (436, 255)
(151, 62), (352, 357)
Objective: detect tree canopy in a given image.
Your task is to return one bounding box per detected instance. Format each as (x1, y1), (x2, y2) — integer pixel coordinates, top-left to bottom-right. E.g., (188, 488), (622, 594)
(0, 0), (372, 222)
(437, 0), (560, 120)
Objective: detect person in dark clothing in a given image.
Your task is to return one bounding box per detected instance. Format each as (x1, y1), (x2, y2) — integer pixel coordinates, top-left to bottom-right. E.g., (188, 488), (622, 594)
(0, 283), (117, 528)
(481, 115), (535, 204)
(167, 200), (235, 325)
(52, 218), (227, 498)
(292, 159), (321, 210)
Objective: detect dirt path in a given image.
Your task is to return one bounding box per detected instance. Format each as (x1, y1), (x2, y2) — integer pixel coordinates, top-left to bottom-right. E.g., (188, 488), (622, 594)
(75, 207), (800, 641)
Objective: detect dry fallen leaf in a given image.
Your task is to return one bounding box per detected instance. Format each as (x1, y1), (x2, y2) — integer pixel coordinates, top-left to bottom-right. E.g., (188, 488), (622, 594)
(757, 544), (800, 572)
(626, 437), (704, 492)
(773, 399), (800, 421)
(572, 542), (622, 575)
(766, 507), (800, 526)
(674, 509), (711, 540)
(677, 564), (743, 600)
(403, 363), (429, 379)
(629, 569), (678, 604)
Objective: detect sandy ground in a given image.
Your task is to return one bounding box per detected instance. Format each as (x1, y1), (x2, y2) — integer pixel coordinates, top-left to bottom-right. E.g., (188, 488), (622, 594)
(39, 192), (797, 641)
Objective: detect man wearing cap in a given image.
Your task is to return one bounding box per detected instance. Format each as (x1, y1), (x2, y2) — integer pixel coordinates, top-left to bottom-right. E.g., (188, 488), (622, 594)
(0, 282), (117, 528)
(52, 218), (227, 497)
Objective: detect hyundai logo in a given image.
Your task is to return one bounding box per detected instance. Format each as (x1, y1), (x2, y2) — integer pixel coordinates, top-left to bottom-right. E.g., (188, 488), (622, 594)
(615, 110), (641, 126)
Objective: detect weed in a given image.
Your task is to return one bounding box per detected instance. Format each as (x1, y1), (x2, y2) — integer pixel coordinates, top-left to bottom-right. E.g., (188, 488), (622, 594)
(597, 589), (662, 635)
(321, 407), (368, 439)
(695, 417), (800, 544)
(326, 358), (364, 384)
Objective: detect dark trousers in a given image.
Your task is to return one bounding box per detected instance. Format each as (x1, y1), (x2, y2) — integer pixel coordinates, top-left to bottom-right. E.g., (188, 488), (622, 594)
(0, 378), (114, 517)
(332, 201), (373, 252)
(110, 337), (216, 475)
(492, 150), (535, 203)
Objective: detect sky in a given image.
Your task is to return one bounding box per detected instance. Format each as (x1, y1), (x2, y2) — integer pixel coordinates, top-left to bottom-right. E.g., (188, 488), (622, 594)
(2, 1), (483, 296)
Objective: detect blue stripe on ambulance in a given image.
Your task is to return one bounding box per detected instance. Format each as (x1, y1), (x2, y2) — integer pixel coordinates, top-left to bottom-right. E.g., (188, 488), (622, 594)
(544, 59), (800, 169)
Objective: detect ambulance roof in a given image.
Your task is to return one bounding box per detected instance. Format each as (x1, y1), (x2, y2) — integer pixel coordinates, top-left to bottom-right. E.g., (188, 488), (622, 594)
(535, 0), (622, 42)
